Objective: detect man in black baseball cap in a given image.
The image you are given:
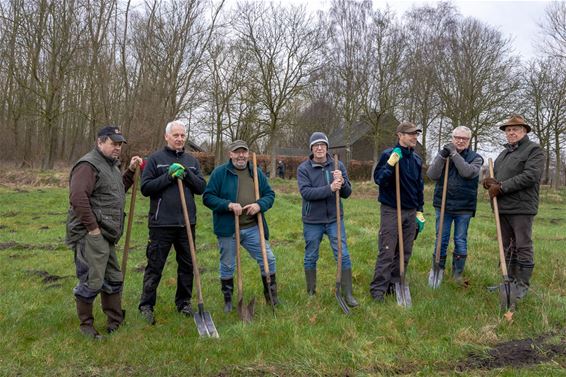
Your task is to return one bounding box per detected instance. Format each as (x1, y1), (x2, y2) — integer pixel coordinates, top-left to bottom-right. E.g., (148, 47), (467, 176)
(97, 126), (127, 144)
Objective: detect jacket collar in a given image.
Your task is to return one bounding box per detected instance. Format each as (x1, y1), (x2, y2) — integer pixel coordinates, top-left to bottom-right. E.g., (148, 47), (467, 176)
(164, 146), (185, 158)
(309, 153), (332, 168)
(504, 134), (529, 152)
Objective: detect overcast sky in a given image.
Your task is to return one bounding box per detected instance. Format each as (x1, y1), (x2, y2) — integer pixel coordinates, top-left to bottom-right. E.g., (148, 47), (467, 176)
(305, 0), (552, 61)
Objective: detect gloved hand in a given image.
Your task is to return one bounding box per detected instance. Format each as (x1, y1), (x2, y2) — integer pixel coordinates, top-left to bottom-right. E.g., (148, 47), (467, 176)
(387, 147), (403, 167)
(168, 163), (186, 179)
(439, 143), (456, 158)
(416, 211), (425, 232)
(488, 182), (502, 199)
(482, 177), (499, 190)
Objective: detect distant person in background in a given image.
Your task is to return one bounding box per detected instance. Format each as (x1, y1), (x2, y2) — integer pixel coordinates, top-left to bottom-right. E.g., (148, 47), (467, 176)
(483, 115), (544, 301)
(426, 126), (483, 285)
(297, 132), (358, 307)
(370, 122), (425, 302)
(138, 120), (207, 325)
(66, 126), (142, 339)
(277, 160), (286, 179)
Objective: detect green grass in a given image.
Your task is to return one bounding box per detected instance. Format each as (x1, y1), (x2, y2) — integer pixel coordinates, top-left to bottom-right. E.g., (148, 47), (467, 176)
(0, 178), (565, 376)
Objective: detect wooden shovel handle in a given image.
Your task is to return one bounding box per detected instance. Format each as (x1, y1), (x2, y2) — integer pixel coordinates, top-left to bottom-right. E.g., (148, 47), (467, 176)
(121, 166), (140, 283)
(252, 153), (271, 279)
(434, 158), (450, 264)
(334, 155), (343, 283)
(488, 159), (508, 278)
(395, 163), (405, 277)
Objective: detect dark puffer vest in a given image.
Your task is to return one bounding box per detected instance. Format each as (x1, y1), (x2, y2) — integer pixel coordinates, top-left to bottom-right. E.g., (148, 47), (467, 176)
(433, 149), (481, 215)
(66, 149), (126, 245)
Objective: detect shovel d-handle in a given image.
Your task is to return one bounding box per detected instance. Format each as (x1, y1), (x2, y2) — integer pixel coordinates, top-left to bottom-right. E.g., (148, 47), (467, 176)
(488, 159), (509, 278)
(121, 166), (140, 285)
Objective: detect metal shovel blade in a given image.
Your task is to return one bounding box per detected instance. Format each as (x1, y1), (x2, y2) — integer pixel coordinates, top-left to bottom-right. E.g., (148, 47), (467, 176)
(395, 281), (412, 308)
(335, 282), (351, 315)
(237, 297), (256, 323)
(499, 280), (517, 311)
(194, 304), (219, 338)
(428, 266), (444, 289)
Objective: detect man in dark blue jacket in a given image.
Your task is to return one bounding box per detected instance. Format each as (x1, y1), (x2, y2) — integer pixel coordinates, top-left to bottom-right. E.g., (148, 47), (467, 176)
(370, 122), (425, 302)
(297, 132), (358, 307)
(138, 120), (207, 324)
(203, 140), (277, 311)
(427, 126), (483, 285)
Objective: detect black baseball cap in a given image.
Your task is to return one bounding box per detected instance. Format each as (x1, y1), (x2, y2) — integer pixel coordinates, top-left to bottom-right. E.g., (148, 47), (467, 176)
(97, 126), (127, 143)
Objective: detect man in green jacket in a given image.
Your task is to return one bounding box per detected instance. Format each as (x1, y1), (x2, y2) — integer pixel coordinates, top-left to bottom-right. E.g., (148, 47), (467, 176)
(483, 115), (544, 301)
(203, 140), (278, 312)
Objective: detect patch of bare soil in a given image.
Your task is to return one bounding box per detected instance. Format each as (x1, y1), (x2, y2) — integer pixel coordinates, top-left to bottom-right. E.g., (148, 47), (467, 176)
(26, 269), (70, 284)
(457, 332), (566, 371)
(0, 241), (63, 251)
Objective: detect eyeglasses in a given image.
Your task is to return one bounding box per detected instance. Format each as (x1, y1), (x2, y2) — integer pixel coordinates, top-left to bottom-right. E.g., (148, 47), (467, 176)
(453, 136), (470, 141)
(312, 143), (327, 149)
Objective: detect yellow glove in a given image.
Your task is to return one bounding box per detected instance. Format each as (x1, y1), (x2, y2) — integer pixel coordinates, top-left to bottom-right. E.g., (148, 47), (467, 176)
(416, 211), (425, 232)
(387, 147), (402, 167)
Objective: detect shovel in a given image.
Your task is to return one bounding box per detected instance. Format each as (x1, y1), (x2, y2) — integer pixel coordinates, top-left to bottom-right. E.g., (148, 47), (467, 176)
(428, 158), (449, 289)
(121, 166), (140, 287)
(394, 163), (412, 308)
(333, 155), (350, 315)
(234, 213), (255, 323)
(488, 159), (516, 311)
(252, 153), (276, 315)
(177, 179), (219, 338)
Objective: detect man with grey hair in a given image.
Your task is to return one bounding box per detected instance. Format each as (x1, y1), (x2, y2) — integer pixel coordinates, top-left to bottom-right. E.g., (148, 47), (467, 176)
(427, 126), (483, 285)
(138, 120), (206, 324)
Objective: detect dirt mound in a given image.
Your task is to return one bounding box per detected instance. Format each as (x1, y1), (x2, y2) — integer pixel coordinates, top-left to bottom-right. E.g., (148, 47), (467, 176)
(458, 332), (566, 371)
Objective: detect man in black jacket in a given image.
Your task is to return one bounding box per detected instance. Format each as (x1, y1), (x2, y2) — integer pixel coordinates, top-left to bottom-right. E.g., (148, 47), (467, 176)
(138, 120), (207, 324)
(483, 115), (544, 301)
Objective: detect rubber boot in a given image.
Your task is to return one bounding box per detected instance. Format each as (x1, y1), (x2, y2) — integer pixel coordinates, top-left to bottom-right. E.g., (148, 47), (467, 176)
(261, 273), (278, 305)
(452, 254), (467, 285)
(101, 292), (125, 334)
(341, 269), (359, 307)
(221, 278), (234, 313)
(508, 262), (519, 282)
(76, 298), (103, 340)
(305, 269), (316, 296)
(515, 265), (534, 300)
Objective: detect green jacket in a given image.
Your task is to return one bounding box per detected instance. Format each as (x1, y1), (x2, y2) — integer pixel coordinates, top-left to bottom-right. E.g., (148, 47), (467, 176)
(203, 159), (275, 238)
(494, 135), (544, 215)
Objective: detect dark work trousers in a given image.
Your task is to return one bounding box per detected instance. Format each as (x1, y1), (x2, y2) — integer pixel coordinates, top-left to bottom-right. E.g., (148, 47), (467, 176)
(139, 225), (195, 310)
(370, 205), (417, 298)
(500, 214), (535, 268)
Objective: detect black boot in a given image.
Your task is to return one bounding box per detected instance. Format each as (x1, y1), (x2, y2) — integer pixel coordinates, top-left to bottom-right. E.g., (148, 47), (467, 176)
(305, 269), (316, 296)
(515, 264), (534, 300)
(221, 278), (234, 313)
(76, 298), (103, 339)
(452, 254), (467, 285)
(261, 273), (278, 305)
(101, 292), (125, 334)
(341, 269), (359, 307)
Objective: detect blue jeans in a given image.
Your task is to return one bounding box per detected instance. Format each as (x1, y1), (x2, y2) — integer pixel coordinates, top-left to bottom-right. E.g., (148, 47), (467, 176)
(303, 221), (352, 270)
(433, 209), (472, 258)
(218, 224), (276, 279)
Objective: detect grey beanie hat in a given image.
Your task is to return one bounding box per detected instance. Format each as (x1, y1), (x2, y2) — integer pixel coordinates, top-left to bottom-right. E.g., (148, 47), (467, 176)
(309, 132), (329, 149)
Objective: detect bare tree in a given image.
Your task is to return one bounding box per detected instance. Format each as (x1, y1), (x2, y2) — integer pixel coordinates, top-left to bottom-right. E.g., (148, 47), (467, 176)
(539, 1), (566, 59)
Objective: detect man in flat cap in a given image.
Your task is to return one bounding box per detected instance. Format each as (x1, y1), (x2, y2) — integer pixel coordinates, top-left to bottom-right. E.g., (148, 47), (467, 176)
(483, 115), (544, 302)
(203, 140), (278, 311)
(370, 122), (425, 302)
(66, 125), (142, 338)
(138, 120), (206, 324)
(297, 132), (358, 307)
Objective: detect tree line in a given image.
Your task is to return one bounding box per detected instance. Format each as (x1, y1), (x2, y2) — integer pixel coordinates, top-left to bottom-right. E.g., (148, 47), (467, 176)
(0, 0), (565, 186)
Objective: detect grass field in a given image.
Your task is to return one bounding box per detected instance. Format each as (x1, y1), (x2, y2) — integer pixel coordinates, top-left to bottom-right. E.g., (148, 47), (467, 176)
(0, 176), (565, 376)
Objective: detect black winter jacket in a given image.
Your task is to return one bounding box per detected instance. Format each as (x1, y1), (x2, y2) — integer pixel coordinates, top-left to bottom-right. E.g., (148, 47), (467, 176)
(141, 147), (206, 226)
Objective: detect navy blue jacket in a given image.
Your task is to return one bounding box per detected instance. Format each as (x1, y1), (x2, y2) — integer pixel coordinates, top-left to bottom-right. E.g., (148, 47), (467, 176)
(374, 145), (424, 211)
(203, 159), (274, 238)
(297, 153), (352, 224)
(428, 149), (483, 215)
(141, 147), (206, 226)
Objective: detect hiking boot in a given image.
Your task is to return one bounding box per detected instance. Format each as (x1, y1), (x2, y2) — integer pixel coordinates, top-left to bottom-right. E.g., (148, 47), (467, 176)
(101, 292), (125, 334)
(76, 298), (103, 340)
(178, 302), (193, 317)
(221, 278), (234, 313)
(139, 305), (156, 325)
